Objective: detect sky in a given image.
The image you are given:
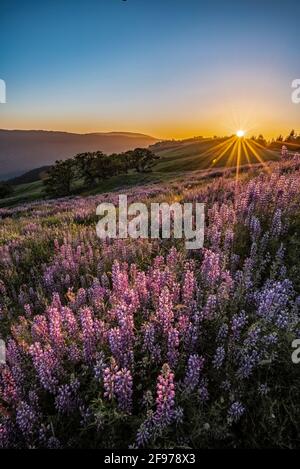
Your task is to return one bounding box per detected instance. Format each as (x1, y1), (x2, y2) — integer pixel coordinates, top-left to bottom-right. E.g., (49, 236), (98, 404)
(0, 0), (299, 139)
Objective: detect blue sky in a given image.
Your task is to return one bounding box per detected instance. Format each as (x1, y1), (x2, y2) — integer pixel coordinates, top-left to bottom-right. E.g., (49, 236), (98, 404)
(0, 0), (299, 138)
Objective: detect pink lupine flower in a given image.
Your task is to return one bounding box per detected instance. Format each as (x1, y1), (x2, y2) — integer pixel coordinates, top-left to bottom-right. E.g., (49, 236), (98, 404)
(182, 269), (196, 306)
(103, 358), (119, 401)
(48, 307), (64, 351)
(156, 287), (174, 334)
(0, 367), (19, 404)
(80, 308), (96, 362)
(201, 249), (222, 289)
(154, 364), (175, 425)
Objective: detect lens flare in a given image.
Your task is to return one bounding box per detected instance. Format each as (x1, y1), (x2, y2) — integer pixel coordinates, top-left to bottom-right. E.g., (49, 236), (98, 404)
(236, 130), (245, 138)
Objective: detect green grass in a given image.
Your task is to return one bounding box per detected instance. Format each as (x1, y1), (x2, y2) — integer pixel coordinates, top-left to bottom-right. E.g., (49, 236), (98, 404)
(154, 137), (279, 172)
(0, 180), (44, 207)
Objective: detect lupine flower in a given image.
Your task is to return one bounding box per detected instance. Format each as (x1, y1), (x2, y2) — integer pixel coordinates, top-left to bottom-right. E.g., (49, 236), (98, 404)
(103, 358), (119, 401)
(80, 308), (96, 362)
(184, 354), (205, 391)
(182, 269), (196, 306)
(213, 346), (225, 369)
(154, 364), (175, 425)
(156, 287), (174, 334)
(29, 343), (59, 393)
(115, 368), (133, 413)
(199, 377), (209, 402)
(231, 311), (248, 339)
(228, 401), (245, 422)
(55, 379), (80, 414)
(16, 401), (39, 437)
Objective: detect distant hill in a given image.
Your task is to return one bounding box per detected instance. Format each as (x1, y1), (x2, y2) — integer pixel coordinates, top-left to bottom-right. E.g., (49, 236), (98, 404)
(0, 130), (159, 179)
(8, 166), (51, 185)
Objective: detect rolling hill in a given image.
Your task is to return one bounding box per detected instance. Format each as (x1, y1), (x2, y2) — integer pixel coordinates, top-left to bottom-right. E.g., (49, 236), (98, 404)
(0, 130), (159, 180)
(151, 136), (280, 173)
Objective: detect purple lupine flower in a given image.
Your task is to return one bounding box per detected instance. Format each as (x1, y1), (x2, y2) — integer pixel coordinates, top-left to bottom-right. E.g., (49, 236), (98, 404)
(94, 352), (106, 381)
(202, 294), (217, 319)
(231, 311), (248, 339)
(142, 322), (155, 354)
(244, 326), (261, 347)
(249, 216), (261, 240)
(213, 346), (225, 369)
(255, 279), (293, 324)
(201, 249), (221, 289)
(263, 332), (278, 345)
(271, 209), (283, 237)
(115, 368), (133, 414)
(217, 323), (229, 341)
(184, 354), (205, 391)
(74, 288), (87, 310)
(258, 383), (269, 396)
(108, 320), (134, 369)
(16, 401), (38, 436)
(224, 228), (234, 251)
(0, 418), (16, 449)
(237, 349), (260, 379)
(55, 379), (80, 414)
(136, 417), (153, 448)
(29, 343), (59, 393)
(198, 377), (209, 402)
(228, 401), (245, 422)
(173, 406), (184, 424)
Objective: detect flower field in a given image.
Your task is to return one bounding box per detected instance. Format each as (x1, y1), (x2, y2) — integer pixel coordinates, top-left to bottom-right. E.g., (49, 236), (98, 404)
(0, 157), (300, 448)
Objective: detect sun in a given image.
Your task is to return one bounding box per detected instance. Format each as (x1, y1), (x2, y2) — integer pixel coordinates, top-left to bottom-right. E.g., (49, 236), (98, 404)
(236, 130), (245, 138)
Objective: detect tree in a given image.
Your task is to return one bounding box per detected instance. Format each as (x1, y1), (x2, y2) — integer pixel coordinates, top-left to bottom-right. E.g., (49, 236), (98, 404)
(74, 151), (106, 186)
(125, 148), (160, 173)
(286, 129), (296, 142)
(0, 182), (13, 199)
(44, 159), (75, 197)
(257, 134), (267, 146)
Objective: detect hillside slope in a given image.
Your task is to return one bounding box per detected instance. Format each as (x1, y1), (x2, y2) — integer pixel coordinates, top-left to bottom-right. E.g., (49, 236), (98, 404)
(152, 137), (279, 172)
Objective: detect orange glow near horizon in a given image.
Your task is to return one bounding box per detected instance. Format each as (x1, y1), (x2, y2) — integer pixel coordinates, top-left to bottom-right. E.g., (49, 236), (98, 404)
(0, 98), (297, 142)
(0, 121), (294, 142)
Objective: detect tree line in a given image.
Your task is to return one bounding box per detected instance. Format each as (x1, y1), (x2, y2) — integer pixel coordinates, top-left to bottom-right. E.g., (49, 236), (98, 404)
(44, 148), (160, 197)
